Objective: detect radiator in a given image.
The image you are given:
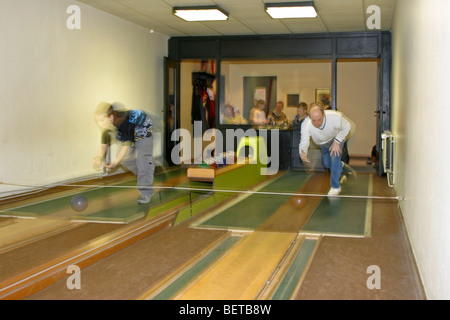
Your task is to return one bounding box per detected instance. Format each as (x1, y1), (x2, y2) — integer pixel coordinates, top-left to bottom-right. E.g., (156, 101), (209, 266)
(381, 131), (395, 187)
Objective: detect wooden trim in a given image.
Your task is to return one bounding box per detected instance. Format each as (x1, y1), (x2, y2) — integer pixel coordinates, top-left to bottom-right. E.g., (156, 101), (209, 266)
(187, 168), (215, 181)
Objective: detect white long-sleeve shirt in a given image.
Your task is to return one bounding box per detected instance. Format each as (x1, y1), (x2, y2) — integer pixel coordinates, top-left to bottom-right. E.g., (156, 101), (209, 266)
(299, 110), (354, 155)
(250, 107), (267, 125)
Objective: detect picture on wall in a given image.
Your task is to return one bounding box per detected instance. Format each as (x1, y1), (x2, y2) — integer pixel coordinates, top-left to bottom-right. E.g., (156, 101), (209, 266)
(287, 94), (300, 108)
(315, 88), (331, 103)
(254, 87), (266, 101)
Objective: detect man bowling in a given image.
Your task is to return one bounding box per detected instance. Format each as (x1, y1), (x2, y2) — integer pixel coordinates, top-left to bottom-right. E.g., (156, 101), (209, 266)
(299, 103), (356, 196)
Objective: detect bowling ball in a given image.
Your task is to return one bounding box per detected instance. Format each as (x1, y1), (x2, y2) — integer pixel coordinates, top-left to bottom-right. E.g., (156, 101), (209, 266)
(71, 195), (88, 212)
(291, 196), (307, 210)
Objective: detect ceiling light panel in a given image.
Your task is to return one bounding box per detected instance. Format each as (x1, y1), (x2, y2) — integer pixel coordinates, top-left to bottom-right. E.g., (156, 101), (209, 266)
(265, 1), (318, 19)
(173, 6), (229, 21)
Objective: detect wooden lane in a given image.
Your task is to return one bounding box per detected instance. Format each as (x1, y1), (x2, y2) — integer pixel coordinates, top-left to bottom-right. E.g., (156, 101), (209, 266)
(257, 234), (322, 300)
(0, 209), (177, 300)
(136, 231), (235, 300)
(0, 222), (123, 283)
(3, 164), (265, 299)
(77, 171), (367, 301)
(175, 231), (298, 300)
(73, 172), (380, 300)
(0, 219), (80, 253)
(165, 173), (330, 300)
(0, 170), (191, 299)
(26, 226), (230, 300)
(8, 169), (330, 300)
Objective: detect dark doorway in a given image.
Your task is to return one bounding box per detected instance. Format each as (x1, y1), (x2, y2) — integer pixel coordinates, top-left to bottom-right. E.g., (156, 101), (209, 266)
(164, 58), (180, 167)
(243, 76), (277, 120)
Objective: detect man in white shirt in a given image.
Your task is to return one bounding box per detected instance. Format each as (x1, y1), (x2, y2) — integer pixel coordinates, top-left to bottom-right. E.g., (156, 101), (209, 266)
(299, 103), (355, 196)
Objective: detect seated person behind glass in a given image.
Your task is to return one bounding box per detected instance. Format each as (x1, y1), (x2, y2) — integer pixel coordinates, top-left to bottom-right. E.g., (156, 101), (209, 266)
(250, 100), (269, 125)
(268, 101), (290, 126)
(222, 104), (248, 124)
(292, 102), (308, 126)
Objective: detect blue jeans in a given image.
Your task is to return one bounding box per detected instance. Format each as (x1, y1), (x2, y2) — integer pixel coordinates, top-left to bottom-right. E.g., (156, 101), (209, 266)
(122, 135), (155, 198)
(320, 140), (343, 189)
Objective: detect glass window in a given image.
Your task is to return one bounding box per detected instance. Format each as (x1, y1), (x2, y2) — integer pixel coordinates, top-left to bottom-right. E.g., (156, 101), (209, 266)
(219, 60), (332, 127)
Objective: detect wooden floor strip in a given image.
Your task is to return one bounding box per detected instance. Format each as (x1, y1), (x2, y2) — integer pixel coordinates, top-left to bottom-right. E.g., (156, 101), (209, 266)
(0, 211), (176, 300)
(174, 231), (296, 300)
(140, 235), (240, 300)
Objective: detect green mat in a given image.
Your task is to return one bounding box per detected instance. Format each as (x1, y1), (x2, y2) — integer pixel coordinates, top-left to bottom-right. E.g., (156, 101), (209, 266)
(196, 172), (312, 231)
(0, 179), (136, 218)
(0, 169), (188, 223)
(72, 169), (190, 223)
(173, 162), (268, 226)
(301, 174), (372, 237)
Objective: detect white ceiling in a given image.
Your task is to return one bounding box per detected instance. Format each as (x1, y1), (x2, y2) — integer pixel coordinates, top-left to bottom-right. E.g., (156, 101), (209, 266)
(77, 0), (395, 37)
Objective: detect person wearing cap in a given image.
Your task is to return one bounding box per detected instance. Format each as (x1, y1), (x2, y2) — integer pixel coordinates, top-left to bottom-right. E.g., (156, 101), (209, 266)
(299, 103), (356, 196)
(93, 102), (155, 204)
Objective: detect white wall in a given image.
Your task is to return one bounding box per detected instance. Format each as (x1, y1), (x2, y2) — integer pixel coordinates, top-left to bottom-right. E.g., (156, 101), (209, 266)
(337, 61), (378, 156)
(392, 0), (450, 299)
(0, 0), (168, 194)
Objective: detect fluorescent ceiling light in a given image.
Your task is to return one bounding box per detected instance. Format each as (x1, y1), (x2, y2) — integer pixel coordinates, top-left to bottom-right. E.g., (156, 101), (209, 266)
(173, 6), (229, 21)
(265, 1), (317, 19)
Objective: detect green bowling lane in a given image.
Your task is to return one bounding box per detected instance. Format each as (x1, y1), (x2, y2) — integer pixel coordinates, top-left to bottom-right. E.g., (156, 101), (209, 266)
(70, 169), (192, 224)
(301, 174), (372, 237)
(196, 172), (312, 231)
(196, 172), (372, 237)
(0, 169), (187, 222)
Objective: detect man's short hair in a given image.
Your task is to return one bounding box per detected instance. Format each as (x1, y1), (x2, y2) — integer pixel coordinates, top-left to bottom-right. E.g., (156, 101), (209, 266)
(309, 103), (325, 114)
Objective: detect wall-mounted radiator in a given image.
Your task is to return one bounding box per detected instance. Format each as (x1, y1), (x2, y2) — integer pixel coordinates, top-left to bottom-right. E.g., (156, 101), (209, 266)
(381, 131), (395, 187)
